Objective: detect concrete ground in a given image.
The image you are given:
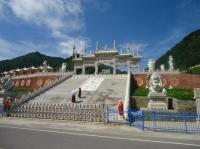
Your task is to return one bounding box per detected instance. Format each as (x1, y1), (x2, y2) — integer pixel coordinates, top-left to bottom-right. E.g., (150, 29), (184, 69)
(0, 117), (200, 149)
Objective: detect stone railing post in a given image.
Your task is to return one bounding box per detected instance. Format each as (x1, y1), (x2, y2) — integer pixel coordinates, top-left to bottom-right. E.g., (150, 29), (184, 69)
(194, 88), (200, 117)
(124, 72), (131, 119)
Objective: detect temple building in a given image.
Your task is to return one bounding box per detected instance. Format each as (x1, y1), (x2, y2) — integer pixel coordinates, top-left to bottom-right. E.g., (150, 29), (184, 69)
(0, 64), (53, 77)
(73, 41), (142, 74)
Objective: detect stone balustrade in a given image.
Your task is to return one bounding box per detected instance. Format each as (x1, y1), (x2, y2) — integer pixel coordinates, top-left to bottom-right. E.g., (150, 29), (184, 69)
(12, 74), (73, 107)
(194, 88), (200, 115)
(11, 103), (108, 122)
(12, 72), (74, 79)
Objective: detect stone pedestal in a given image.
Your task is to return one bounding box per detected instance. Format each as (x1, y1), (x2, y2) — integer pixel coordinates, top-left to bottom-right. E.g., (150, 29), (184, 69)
(147, 92), (167, 110)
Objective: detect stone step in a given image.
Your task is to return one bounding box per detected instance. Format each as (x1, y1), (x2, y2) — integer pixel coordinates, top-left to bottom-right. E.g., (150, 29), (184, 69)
(29, 75), (128, 108)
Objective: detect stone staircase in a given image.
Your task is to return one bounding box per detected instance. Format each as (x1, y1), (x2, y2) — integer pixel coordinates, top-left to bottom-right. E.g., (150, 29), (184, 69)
(82, 75), (128, 108)
(29, 75), (128, 108)
(13, 73), (73, 107)
(29, 75), (86, 104)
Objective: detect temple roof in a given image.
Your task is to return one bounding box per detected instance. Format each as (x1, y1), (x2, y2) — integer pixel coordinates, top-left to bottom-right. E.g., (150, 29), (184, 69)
(94, 50), (119, 54)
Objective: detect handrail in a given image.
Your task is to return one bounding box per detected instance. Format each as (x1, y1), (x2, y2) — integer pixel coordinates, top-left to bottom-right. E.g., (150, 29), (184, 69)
(12, 72), (74, 79)
(12, 74), (73, 108)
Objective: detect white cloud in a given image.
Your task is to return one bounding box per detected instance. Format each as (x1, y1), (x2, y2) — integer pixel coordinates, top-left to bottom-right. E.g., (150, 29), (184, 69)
(2, 0), (83, 38)
(0, 0), (112, 60)
(0, 0), (88, 59)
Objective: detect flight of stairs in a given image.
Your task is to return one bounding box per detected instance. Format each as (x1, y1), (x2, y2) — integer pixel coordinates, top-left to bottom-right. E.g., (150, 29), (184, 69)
(29, 75), (128, 108)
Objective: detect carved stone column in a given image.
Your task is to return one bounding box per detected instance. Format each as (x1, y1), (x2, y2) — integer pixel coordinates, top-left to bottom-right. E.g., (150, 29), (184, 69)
(113, 58), (116, 75)
(82, 64), (85, 75)
(95, 62), (98, 75)
(74, 65), (77, 74)
(137, 63), (140, 72)
(127, 60), (131, 74)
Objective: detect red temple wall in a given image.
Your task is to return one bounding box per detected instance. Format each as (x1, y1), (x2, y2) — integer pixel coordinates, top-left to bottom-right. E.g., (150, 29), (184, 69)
(11, 73), (200, 90)
(12, 76), (60, 90)
(133, 73), (200, 89)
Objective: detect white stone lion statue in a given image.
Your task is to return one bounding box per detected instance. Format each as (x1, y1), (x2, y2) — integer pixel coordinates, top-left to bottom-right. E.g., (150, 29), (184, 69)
(149, 73), (166, 94)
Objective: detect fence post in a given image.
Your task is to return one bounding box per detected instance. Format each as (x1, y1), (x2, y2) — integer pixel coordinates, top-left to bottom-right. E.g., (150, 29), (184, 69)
(128, 110), (132, 126)
(153, 112), (157, 131)
(106, 105), (109, 123)
(184, 113), (188, 133)
(141, 111), (145, 130)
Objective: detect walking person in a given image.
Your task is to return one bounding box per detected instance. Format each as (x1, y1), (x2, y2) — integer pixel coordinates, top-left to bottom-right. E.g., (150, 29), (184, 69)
(78, 88), (81, 98)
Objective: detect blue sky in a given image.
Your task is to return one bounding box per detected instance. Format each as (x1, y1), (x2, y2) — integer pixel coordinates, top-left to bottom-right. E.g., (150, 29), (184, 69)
(0, 0), (200, 69)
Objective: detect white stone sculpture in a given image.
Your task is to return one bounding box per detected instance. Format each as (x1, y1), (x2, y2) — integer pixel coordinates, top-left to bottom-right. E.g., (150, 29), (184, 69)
(169, 85), (173, 89)
(147, 73), (167, 110)
(168, 55), (174, 71)
(61, 62), (67, 73)
(42, 60), (48, 73)
(148, 59), (155, 72)
(149, 73), (166, 94)
(0, 75), (13, 93)
(0, 75), (15, 99)
(160, 64), (165, 72)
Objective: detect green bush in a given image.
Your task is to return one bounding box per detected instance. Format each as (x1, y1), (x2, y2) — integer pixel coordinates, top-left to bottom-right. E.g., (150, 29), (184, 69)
(167, 89), (194, 101)
(132, 88), (149, 96)
(132, 88), (194, 101)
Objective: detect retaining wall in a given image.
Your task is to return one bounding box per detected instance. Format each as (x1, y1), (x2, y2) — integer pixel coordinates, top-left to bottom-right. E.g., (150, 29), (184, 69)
(131, 96), (196, 112)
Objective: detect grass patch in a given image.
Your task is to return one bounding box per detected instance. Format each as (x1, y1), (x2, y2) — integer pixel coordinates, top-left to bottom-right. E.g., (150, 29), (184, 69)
(14, 87), (33, 97)
(132, 88), (149, 96)
(132, 88), (195, 101)
(167, 89), (194, 101)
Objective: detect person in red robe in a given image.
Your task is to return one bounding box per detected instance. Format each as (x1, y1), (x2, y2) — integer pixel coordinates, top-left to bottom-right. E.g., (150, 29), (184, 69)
(117, 99), (124, 118)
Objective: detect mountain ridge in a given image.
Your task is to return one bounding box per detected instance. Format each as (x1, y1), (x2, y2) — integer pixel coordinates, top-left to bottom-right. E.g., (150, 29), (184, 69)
(155, 29), (200, 71)
(0, 52), (65, 73)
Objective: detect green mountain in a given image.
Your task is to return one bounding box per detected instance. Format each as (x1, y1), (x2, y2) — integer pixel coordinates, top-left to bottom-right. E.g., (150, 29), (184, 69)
(155, 29), (200, 71)
(0, 52), (65, 73)
(0, 52), (124, 74)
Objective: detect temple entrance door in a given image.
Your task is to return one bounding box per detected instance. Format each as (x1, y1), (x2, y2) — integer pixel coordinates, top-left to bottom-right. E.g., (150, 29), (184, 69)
(168, 98), (173, 109)
(85, 67), (95, 74)
(97, 62), (114, 74)
(76, 68), (82, 75)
